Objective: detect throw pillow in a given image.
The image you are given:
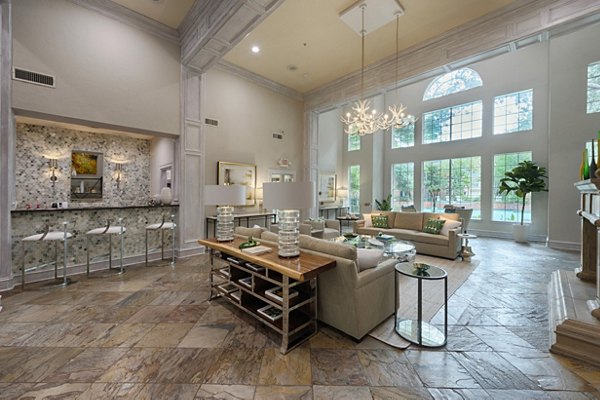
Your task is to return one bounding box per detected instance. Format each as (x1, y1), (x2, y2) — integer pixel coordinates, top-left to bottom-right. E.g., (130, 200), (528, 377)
(440, 219), (462, 236)
(362, 213), (373, 227)
(357, 248), (384, 271)
(423, 217), (446, 234)
(371, 215), (389, 229)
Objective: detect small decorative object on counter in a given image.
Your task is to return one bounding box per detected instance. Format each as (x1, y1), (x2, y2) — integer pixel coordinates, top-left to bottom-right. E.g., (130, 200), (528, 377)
(160, 183), (172, 205)
(238, 236), (258, 249)
(583, 147), (590, 180)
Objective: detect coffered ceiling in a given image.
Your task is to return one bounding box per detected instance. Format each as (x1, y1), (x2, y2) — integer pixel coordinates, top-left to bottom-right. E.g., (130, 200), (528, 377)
(110, 0), (516, 93)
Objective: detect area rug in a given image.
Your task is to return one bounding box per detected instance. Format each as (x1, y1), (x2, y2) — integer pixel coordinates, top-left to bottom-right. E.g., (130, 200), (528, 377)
(368, 255), (479, 349)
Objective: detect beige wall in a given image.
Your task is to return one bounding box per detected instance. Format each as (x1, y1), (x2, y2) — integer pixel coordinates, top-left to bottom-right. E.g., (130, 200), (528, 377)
(203, 68), (304, 214)
(12, 0), (180, 135)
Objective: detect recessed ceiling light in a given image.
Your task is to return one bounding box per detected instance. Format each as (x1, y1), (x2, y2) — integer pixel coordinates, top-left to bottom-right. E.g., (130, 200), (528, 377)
(287, 64), (298, 71)
(251, 46), (260, 54)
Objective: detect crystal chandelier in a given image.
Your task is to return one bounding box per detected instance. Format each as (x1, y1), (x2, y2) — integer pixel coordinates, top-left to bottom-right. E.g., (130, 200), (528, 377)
(341, 4), (389, 136)
(341, 6), (415, 135)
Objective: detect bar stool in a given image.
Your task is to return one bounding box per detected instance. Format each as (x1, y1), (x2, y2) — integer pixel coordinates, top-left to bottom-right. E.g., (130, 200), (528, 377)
(21, 221), (73, 289)
(85, 218), (126, 276)
(145, 214), (176, 266)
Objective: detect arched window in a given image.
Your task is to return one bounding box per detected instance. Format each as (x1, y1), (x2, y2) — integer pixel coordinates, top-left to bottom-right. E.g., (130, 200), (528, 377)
(423, 68), (483, 101)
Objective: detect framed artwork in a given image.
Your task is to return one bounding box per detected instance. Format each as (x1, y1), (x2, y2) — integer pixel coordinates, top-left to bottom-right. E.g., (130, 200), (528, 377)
(71, 150), (103, 177)
(318, 172), (336, 202)
(269, 169), (295, 183)
(217, 161), (256, 206)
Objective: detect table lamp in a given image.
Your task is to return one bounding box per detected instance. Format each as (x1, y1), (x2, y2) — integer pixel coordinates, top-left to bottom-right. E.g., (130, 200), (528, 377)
(263, 181), (315, 257)
(204, 184), (247, 241)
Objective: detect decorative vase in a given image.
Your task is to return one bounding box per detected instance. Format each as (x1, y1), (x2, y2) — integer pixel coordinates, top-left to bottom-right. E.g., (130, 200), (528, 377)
(595, 131), (600, 178)
(591, 140), (597, 179)
(160, 183), (172, 205)
(583, 148), (590, 180)
(512, 224), (528, 243)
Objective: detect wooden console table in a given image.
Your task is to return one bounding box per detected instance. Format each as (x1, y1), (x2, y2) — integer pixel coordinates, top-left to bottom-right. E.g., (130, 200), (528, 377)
(204, 212), (276, 238)
(198, 238), (335, 353)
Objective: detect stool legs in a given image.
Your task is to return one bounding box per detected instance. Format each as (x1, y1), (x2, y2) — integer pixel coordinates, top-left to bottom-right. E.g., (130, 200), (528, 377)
(145, 226), (176, 267)
(145, 229), (149, 266)
(22, 241), (26, 290)
(171, 224), (176, 266)
(86, 235), (90, 276)
(62, 229), (68, 286)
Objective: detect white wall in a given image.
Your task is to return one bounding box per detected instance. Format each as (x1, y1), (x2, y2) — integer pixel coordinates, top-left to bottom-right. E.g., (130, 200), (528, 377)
(12, 0), (180, 135)
(548, 22), (600, 249)
(150, 137), (175, 197)
(203, 68), (304, 214)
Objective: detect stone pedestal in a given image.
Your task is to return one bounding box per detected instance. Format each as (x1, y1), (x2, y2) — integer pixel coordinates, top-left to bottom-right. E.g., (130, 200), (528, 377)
(549, 270), (600, 367)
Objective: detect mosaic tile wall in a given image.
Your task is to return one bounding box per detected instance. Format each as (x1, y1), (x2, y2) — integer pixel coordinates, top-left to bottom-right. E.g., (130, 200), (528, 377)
(15, 123), (151, 209)
(11, 206), (178, 277)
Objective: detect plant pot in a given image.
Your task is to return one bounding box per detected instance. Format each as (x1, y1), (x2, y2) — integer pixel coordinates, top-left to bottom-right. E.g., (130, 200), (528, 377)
(512, 224), (528, 243)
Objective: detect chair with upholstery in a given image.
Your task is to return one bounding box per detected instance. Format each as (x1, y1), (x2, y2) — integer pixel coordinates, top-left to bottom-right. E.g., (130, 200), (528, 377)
(304, 219), (340, 240)
(401, 205), (417, 212)
(145, 214), (177, 266)
(21, 221), (73, 289)
(85, 218), (126, 276)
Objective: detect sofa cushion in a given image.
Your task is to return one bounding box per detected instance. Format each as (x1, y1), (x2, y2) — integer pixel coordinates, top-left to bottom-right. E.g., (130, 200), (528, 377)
(299, 235), (357, 261)
(372, 215), (389, 228)
(362, 213), (373, 227)
(234, 226), (266, 238)
(440, 219), (461, 236)
(356, 248), (384, 271)
(423, 218), (446, 234)
(260, 231), (279, 243)
(393, 212), (423, 231)
(408, 231), (450, 246)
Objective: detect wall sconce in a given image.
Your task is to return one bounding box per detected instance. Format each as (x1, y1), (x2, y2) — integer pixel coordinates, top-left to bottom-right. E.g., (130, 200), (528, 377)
(49, 158), (58, 187)
(115, 163), (123, 189)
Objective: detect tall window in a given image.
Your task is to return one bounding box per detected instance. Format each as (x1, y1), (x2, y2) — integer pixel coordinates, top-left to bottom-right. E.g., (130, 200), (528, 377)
(391, 123), (415, 149)
(348, 134), (360, 151)
(423, 68), (483, 101)
(349, 165), (360, 214)
(391, 163), (414, 210)
(422, 157), (481, 217)
(492, 152), (532, 222)
(493, 89), (533, 134)
(422, 101), (482, 144)
(587, 61), (600, 114)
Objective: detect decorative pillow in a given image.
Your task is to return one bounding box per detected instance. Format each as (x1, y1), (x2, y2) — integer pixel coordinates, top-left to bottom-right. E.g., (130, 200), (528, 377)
(362, 213), (373, 227)
(357, 248), (384, 271)
(440, 219), (462, 236)
(371, 215), (389, 229)
(423, 218), (446, 234)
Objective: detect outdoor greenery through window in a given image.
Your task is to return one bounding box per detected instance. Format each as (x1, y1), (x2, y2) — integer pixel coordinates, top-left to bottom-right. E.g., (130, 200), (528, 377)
(422, 101), (482, 144)
(493, 89), (533, 134)
(423, 67), (483, 101)
(391, 124), (415, 148)
(587, 61), (600, 114)
(422, 157), (481, 218)
(492, 151), (532, 222)
(391, 163), (414, 210)
(349, 165), (360, 214)
(348, 134), (360, 151)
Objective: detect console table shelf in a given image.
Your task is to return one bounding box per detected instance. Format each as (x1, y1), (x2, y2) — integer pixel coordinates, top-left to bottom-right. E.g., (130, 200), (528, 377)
(199, 238), (335, 353)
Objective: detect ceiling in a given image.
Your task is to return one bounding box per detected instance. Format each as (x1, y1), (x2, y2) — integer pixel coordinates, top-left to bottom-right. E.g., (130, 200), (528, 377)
(110, 0), (516, 94)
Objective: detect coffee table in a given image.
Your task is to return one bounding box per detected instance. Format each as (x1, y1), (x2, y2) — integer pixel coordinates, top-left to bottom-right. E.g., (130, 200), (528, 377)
(335, 234), (416, 261)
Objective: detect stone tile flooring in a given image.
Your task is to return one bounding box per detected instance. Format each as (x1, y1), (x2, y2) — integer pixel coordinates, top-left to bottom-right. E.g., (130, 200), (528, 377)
(1, 238), (600, 399)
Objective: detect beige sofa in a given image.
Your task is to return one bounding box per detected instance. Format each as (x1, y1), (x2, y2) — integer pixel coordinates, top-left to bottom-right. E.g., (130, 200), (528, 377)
(233, 227), (396, 340)
(353, 211), (462, 259)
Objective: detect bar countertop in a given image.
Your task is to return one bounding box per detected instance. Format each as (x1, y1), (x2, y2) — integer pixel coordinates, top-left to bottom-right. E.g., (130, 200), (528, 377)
(11, 204), (179, 213)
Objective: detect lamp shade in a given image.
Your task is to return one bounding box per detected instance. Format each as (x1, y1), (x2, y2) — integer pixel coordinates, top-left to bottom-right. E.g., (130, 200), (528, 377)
(204, 184), (247, 206)
(263, 182), (315, 210)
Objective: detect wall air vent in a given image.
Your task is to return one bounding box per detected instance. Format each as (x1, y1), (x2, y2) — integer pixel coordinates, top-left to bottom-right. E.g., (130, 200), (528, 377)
(273, 133), (283, 140)
(204, 118), (219, 127)
(12, 67), (55, 88)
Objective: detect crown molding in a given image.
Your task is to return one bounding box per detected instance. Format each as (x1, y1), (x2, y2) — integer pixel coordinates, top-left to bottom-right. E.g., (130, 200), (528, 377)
(67, 0), (180, 44)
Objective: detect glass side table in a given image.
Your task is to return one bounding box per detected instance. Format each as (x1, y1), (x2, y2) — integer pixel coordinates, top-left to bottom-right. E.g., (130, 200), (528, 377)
(394, 262), (448, 347)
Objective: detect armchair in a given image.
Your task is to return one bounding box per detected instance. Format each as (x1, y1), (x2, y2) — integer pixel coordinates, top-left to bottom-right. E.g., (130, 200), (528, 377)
(304, 219), (340, 240)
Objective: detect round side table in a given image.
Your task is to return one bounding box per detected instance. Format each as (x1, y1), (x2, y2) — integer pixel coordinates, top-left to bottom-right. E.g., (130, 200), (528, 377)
(394, 262), (448, 347)
(457, 233), (477, 261)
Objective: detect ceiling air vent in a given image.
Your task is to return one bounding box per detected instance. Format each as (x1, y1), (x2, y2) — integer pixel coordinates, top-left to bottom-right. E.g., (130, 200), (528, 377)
(12, 67), (55, 88)
(273, 132), (283, 140)
(204, 118), (219, 127)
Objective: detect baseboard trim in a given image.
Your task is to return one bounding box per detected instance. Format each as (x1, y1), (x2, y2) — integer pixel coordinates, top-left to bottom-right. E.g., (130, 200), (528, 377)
(547, 240), (580, 251)
(468, 229), (547, 242)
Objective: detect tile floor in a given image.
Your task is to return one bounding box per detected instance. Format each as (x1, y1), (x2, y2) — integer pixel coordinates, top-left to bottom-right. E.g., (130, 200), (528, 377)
(0, 238), (599, 399)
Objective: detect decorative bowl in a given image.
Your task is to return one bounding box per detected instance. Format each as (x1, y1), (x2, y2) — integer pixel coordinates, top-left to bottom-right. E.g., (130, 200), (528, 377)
(343, 233), (357, 239)
(413, 262), (431, 272)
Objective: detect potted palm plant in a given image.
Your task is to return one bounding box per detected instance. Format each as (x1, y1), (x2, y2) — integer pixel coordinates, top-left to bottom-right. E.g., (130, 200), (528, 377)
(498, 160), (548, 242)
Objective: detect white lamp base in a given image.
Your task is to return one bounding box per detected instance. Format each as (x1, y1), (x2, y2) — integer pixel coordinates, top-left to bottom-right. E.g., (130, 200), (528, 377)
(216, 205), (234, 242)
(277, 209), (300, 257)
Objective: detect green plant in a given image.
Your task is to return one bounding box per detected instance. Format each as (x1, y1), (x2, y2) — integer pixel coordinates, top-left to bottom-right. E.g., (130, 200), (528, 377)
(498, 160), (548, 225)
(375, 194), (392, 211)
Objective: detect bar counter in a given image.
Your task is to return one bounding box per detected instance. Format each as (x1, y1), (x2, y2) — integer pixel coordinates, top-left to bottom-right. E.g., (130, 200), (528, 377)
(11, 204), (179, 283)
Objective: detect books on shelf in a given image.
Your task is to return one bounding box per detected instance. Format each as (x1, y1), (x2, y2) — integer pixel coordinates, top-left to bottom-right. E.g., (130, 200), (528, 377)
(244, 262), (265, 273)
(257, 304), (282, 322)
(238, 276), (252, 289)
(226, 256), (242, 265)
(265, 286), (299, 303)
(230, 290), (241, 302)
(219, 282), (237, 294)
(241, 245), (273, 256)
